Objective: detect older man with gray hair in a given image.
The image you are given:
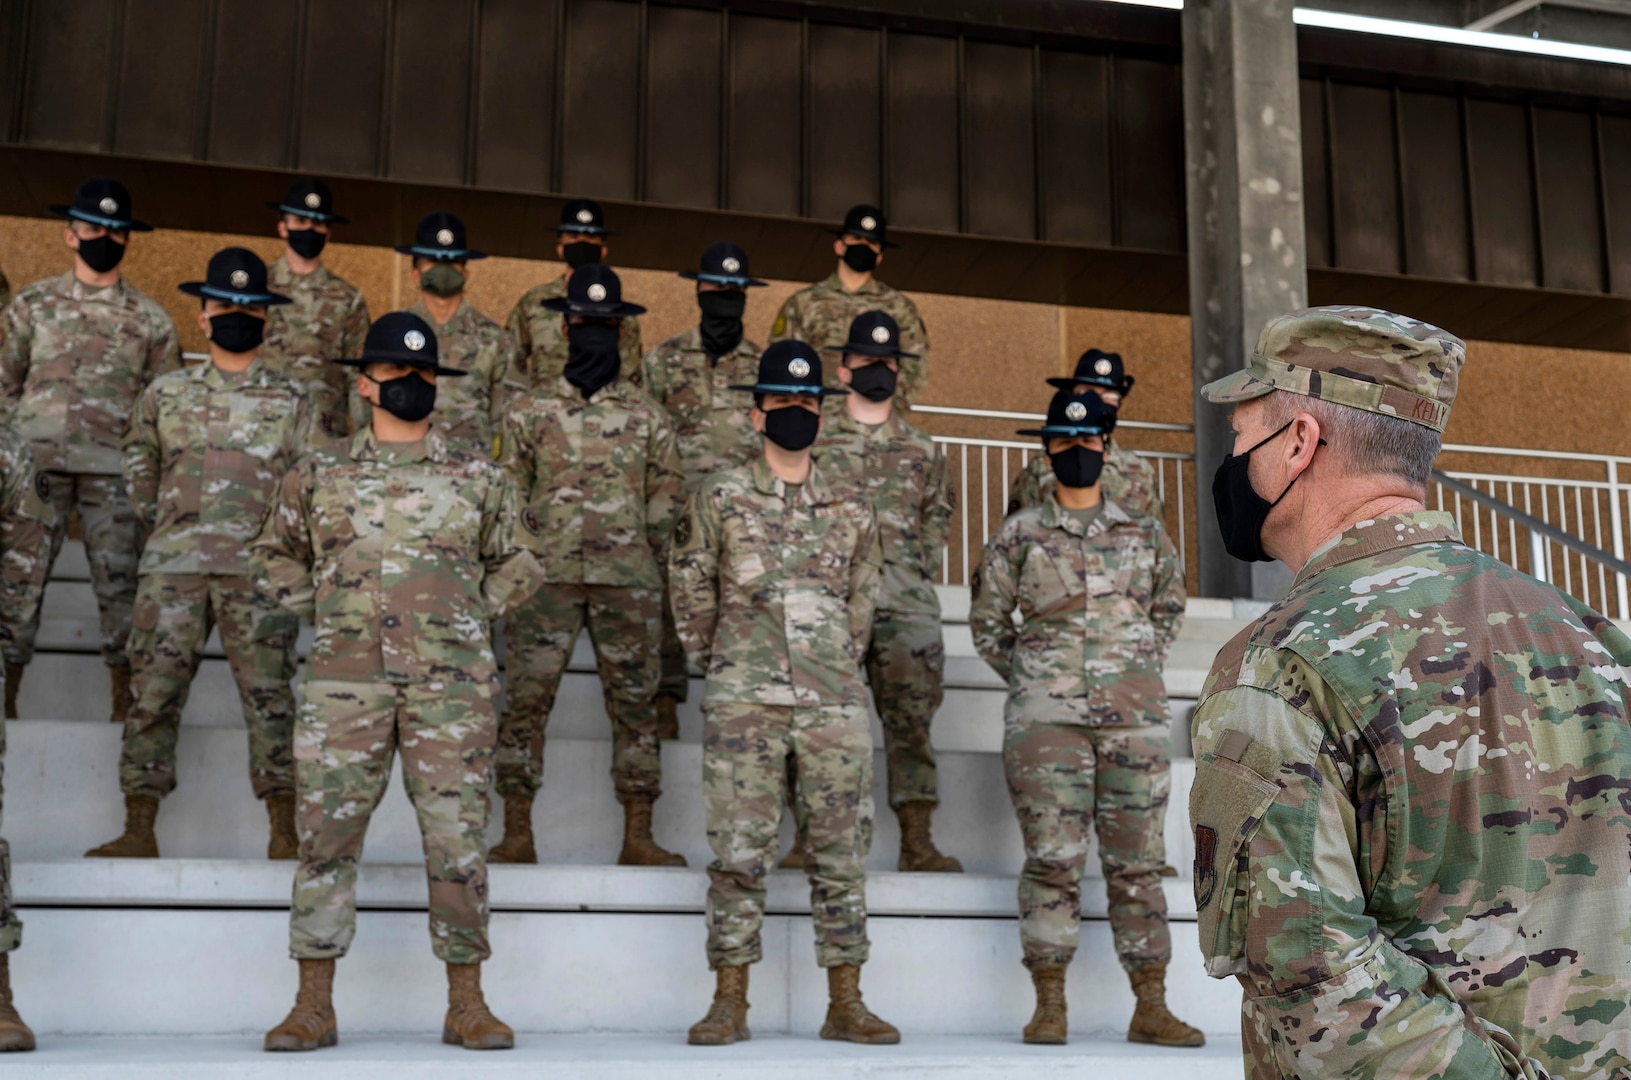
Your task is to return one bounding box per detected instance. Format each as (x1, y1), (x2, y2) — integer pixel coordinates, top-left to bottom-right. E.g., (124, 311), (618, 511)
(1188, 306), (1631, 1080)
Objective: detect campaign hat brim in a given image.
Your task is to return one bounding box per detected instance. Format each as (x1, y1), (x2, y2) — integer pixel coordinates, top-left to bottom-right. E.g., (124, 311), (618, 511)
(265, 201), (350, 225)
(679, 269), (768, 288)
(728, 382), (848, 397)
(821, 341), (920, 360)
(558, 223), (616, 237)
(1016, 424), (1112, 438)
(48, 205), (154, 232)
(179, 282), (293, 307)
(539, 296), (648, 318)
(331, 354), (469, 377)
(393, 244), (489, 261)
(830, 228), (899, 249)
(1046, 374), (1136, 393)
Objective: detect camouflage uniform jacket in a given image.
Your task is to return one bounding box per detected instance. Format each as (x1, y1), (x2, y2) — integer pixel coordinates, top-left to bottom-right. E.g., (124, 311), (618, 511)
(261, 257), (370, 441)
(0, 426), (55, 645)
(377, 300), (525, 457)
(770, 273), (929, 403)
(638, 328), (761, 492)
(815, 408), (951, 615)
(123, 360), (311, 576)
(0, 271), (181, 475)
(249, 428), (542, 684)
(498, 375), (681, 589)
(1190, 511), (1631, 1080)
(669, 456), (882, 708)
(971, 497), (1183, 727)
(505, 273), (644, 388)
(1009, 441), (1163, 520)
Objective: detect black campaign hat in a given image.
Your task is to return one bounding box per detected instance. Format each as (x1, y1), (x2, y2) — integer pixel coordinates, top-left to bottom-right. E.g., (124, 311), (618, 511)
(730, 340), (847, 398)
(332, 312), (469, 377)
(48, 178), (152, 233)
(265, 177), (348, 224)
(679, 241), (765, 288)
(178, 247), (291, 307)
(1017, 388), (1118, 439)
(394, 211), (487, 261)
(558, 198), (614, 237)
(540, 264), (647, 318)
(1047, 348), (1134, 396)
(832, 204), (897, 249)
(823, 311), (918, 360)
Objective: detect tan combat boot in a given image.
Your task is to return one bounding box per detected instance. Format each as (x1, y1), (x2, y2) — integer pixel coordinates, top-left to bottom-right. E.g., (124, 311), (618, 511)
(0, 955), (35, 1052)
(896, 802), (963, 873)
(84, 794), (160, 858)
(109, 666), (131, 725)
(1127, 963), (1205, 1047)
(487, 793), (536, 864)
(1022, 963), (1068, 1044)
(819, 965), (899, 1044)
(655, 693), (680, 741)
(264, 958), (337, 1051)
(777, 828), (815, 872)
(616, 795), (686, 866)
(3, 662), (22, 721)
(687, 965), (750, 1045)
(265, 792), (298, 860)
(443, 962), (514, 1050)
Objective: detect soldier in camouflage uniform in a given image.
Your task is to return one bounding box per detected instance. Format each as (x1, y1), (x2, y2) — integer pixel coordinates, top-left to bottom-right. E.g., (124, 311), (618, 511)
(251, 312), (541, 1054)
(640, 242), (767, 740)
(0, 427), (56, 1053)
(507, 199), (643, 387)
(770, 205), (929, 406)
(671, 340), (898, 1048)
(86, 249), (307, 862)
(260, 178), (371, 446)
(1008, 350), (1163, 521)
(811, 311), (959, 873)
(488, 265), (685, 868)
(971, 389), (1201, 1049)
(1191, 306), (1631, 1080)
(0, 178), (180, 725)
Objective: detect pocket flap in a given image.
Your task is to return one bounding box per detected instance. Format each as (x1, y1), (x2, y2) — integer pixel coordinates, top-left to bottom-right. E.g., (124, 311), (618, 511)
(1190, 737), (1281, 972)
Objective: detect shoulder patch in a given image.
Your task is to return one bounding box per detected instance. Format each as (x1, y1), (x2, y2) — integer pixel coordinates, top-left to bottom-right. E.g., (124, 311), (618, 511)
(1193, 825), (1218, 909)
(321, 414), (349, 440)
(771, 313), (786, 338)
(522, 507), (541, 536)
(673, 511), (705, 554)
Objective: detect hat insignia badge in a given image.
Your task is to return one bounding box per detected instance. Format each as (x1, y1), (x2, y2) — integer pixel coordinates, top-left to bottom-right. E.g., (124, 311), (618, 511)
(721, 256), (741, 274)
(1094, 358), (1113, 376)
(870, 325), (891, 344)
(1065, 401), (1088, 422)
(586, 282), (608, 302)
(788, 358), (811, 378)
(304, 192), (323, 209)
(99, 197), (119, 215)
(404, 330), (427, 352)
(229, 270), (250, 289)
(859, 215), (877, 231)
(576, 208), (594, 224)
(435, 228), (455, 247)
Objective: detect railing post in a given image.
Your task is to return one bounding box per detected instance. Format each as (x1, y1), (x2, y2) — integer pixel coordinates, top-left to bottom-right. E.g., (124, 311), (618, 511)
(1610, 460), (1629, 620)
(1529, 529), (1548, 585)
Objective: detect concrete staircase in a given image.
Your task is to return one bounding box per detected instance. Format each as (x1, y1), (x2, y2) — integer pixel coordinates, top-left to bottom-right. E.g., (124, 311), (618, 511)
(6, 542), (1253, 1076)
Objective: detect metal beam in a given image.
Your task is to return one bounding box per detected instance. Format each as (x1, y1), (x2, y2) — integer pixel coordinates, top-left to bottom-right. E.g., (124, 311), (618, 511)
(1466, 0), (1631, 29)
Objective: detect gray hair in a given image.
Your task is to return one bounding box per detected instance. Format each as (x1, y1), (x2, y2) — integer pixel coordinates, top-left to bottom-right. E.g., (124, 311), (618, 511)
(1259, 391), (1441, 488)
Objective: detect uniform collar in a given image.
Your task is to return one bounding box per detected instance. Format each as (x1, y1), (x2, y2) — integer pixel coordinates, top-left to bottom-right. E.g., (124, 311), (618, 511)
(194, 357), (269, 390)
(268, 256), (329, 287)
(548, 374), (636, 404)
(678, 326), (757, 359)
(408, 297), (471, 333)
(1295, 510), (1462, 585)
(1039, 492), (1130, 538)
(751, 455), (830, 505)
(349, 426), (450, 464)
(62, 272), (128, 302)
(821, 271), (884, 297)
(825, 407), (897, 440)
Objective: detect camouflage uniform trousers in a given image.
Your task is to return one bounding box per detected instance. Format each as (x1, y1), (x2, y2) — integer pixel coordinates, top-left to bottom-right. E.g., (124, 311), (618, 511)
(4, 472), (138, 669)
(118, 573), (298, 801)
(704, 702), (873, 969)
(0, 709), (18, 954)
(1004, 720), (1172, 972)
(495, 583), (663, 801)
(291, 677), (497, 965)
(866, 610), (944, 809)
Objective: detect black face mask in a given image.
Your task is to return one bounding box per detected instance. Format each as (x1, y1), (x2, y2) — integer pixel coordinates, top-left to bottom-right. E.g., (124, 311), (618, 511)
(1050, 445), (1104, 489)
(286, 227), (327, 260)
(370, 371), (437, 423)
(697, 290), (746, 359)
(763, 405), (820, 451)
(841, 243), (878, 273)
(1211, 420), (1321, 563)
(565, 321), (621, 397)
(207, 311), (265, 355)
(847, 362), (897, 403)
(563, 241), (602, 269)
(76, 234), (126, 274)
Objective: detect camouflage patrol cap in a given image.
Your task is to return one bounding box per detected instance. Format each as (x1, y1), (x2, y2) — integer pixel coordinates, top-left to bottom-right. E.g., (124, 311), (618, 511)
(1201, 306), (1464, 432)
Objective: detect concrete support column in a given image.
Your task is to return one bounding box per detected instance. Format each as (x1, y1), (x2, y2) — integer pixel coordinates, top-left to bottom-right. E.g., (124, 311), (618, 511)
(1182, 0), (1308, 599)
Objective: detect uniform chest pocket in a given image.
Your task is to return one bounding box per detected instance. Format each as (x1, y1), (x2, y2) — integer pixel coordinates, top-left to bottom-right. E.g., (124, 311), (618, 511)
(1018, 546), (1083, 615)
(722, 512), (771, 586)
(397, 476), (482, 548)
(1190, 753), (1280, 977)
(224, 396), (294, 458)
(311, 478), (363, 550)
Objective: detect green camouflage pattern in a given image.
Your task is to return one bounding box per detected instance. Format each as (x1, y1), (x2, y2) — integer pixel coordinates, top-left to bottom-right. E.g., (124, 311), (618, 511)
(1190, 510), (1631, 1080)
(1201, 305), (1465, 432)
(638, 329), (763, 493)
(261, 257), (370, 444)
(123, 360), (311, 576)
(703, 701), (874, 969)
(971, 498), (1185, 728)
(669, 457), (882, 708)
(495, 582), (662, 800)
(249, 428), (542, 683)
(119, 573), (298, 800)
(863, 610), (944, 808)
(1005, 721), (1172, 970)
(1008, 442), (1164, 521)
(505, 273), (644, 387)
(290, 677), (498, 965)
(0, 271), (181, 474)
(769, 274), (930, 405)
